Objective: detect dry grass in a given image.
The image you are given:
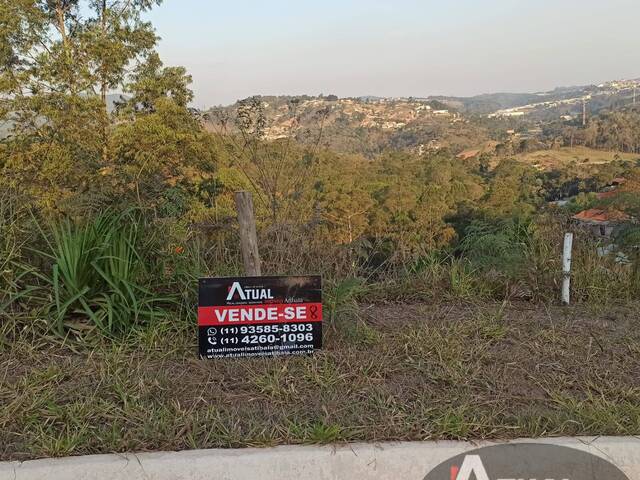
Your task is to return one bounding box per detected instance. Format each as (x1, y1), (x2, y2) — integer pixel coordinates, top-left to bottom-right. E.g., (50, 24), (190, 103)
(1, 300), (640, 461)
(517, 146), (639, 170)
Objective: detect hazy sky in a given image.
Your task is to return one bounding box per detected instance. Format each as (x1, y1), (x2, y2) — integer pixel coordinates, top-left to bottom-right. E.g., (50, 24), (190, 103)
(146, 0), (640, 108)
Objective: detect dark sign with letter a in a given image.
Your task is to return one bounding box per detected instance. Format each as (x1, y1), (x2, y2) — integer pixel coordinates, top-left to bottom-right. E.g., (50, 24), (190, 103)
(198, 276), (322, 358)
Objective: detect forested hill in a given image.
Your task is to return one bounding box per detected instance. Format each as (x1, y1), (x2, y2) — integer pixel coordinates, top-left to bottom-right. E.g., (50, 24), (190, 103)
(204, 95), (490, 157)
(204, 78), (639, 157)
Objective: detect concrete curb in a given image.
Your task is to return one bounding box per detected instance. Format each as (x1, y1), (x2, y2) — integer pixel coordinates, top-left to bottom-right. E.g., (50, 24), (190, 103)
(2, 436), (640, 480)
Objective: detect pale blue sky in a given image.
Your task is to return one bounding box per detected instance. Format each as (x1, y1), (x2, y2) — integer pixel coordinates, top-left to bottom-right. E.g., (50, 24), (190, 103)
(145, 0), (640, 108)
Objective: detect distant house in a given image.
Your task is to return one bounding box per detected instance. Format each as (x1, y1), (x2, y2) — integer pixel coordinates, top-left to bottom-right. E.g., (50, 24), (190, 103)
(594, 178), (626, 200)
(416, 139), (443, 155)
(432, 109), (449, 115)
(500, 111), (525, 117)
(572, 208), (630, 239)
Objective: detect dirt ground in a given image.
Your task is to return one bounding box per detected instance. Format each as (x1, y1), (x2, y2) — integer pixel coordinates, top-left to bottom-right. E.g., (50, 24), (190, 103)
(1, 300), (639, 461)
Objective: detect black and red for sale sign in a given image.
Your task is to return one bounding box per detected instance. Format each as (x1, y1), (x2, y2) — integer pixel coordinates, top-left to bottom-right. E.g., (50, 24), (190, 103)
(198, 276), (322, 358)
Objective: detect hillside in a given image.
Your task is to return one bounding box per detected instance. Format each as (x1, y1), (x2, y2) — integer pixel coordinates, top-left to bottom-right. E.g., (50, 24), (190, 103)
(204, 78), (639, 158)
(482, 80), (639, 121)
(205, 96), (490, 157)
(434, 79), (639, 118)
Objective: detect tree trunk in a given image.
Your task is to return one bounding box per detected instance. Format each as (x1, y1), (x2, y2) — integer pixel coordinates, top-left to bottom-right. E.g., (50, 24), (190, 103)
(100, 0), (109, 164)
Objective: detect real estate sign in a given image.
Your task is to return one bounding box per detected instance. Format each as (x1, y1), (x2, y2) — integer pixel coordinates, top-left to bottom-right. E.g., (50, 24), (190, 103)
(198, 276), (322, 358)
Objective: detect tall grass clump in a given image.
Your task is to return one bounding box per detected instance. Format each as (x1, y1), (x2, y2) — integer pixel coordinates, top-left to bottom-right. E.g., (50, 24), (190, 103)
(572, 246), (618, 303)
(447, 258), (485, 299)
(615, 224), (640, 294)
(460, 218), (533, 276)
(457, 217), (535, 298)
(39, 210), (172, 336)
(369, 252), (451, 302)
(0, 192), (38, 317)
(325, 277), (363, 324)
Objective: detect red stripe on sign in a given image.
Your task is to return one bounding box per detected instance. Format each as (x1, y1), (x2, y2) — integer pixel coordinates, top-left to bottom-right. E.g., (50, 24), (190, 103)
(450, 465), (459, 480)
(198, 303), (323, 326)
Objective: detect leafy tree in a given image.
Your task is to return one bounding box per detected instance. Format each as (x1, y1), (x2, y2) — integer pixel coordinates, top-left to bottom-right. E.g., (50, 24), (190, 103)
(367, 150), (483, 261)
(117, 52), (193, 114)
(210, 96), (328, 224)
(482, 159), (543, 219)
(108, 97), (217, 212)
(0, 0), (163, 210)
(1, 0), (159, 123)
(314, 151), (373, 244)
(1, 0), (220, 219)
(1, 93), (107, 211)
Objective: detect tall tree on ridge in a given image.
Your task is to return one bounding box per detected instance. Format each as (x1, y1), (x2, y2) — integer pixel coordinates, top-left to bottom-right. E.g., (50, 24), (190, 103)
(1, 0), (160, 160)
(0, 0), (171, 209)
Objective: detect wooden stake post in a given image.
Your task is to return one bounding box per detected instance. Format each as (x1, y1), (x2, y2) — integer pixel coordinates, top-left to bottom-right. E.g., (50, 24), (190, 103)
(234, 191), (262, 276)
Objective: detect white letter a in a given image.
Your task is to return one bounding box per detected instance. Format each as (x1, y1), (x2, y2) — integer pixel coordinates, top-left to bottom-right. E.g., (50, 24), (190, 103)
(456, 455), (489, 480)
(226, 282), (246, 301)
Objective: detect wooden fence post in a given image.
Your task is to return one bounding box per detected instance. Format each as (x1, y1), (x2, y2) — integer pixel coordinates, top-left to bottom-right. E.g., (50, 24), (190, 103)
(234, 191), (262, 276)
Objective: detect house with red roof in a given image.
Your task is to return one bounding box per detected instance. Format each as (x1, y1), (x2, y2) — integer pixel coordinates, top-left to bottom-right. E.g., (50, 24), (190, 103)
(572, 208), (631, 239)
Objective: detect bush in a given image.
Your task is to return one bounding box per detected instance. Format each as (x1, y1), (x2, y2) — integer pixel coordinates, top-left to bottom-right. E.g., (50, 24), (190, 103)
(459, 218), (533, 276)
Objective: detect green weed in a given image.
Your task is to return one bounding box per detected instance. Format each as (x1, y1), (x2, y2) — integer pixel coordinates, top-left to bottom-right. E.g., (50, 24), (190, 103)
(324, 277), (363, 324)
(38, 210), (173, 336)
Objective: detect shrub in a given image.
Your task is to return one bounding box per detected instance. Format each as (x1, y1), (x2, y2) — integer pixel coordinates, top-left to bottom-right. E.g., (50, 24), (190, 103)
(459, 218), (533, 276)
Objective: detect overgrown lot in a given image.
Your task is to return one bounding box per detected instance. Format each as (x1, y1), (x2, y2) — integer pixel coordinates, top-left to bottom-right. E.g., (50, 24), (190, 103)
(2, 183), (640, 462)
(3, 0), (640, 465)
(2, 300), (639, 461)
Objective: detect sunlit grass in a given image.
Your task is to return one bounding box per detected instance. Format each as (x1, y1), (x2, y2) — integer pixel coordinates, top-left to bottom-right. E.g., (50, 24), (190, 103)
(2, 300), (639, 460)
